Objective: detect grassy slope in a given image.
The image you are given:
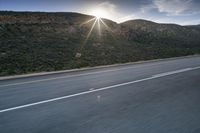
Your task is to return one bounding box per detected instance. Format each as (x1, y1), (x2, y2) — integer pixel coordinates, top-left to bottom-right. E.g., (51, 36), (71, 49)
(0, 11), (200, 76)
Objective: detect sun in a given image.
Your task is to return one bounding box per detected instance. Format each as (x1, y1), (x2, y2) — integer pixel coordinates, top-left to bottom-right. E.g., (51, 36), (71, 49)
(90, 8), (108, 19)
(78, 8), (113, 57)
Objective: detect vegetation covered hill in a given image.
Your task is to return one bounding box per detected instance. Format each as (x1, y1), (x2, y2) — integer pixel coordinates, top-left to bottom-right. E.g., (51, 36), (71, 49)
(0, 11), (200, 76)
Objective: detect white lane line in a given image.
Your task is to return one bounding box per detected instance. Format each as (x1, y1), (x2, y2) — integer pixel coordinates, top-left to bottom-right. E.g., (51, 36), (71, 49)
(0, 65), (146, 88)
(152, 68), (192, 78)
(152, 66), (200, 78)
(0, 66), (200, 113)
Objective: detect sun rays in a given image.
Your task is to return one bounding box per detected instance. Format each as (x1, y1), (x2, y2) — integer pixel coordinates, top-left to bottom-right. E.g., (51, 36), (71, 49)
(84, 18), (98, 43)
(81, 16), (108, 37)
(97, 18), (101, 36)
(76, 16), (112, 57)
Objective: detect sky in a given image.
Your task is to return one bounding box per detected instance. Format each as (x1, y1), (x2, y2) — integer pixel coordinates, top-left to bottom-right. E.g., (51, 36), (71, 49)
(0, 0), (200, 25)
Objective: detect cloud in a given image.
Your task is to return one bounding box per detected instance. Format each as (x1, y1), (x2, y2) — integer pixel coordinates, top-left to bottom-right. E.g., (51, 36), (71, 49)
(81, 0), (200, 25)
(153, 0), (200, 16)
(140, 3), (156, 13)
(83, 1), (124, 22)
(98, 1), (117, 13)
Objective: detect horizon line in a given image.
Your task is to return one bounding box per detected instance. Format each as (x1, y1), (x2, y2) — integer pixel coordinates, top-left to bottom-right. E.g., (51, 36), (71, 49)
(0, 10), (199, 26)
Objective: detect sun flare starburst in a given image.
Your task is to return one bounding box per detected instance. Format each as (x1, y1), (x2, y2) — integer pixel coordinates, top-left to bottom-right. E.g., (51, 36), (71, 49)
(77, 13), (113, 57)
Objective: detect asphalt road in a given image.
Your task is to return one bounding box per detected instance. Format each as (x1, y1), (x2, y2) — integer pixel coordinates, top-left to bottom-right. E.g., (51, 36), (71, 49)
(0, 56), (200, 133)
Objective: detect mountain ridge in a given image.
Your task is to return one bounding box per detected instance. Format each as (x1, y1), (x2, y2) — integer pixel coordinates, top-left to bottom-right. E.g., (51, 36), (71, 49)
(0, 11), (199, 26)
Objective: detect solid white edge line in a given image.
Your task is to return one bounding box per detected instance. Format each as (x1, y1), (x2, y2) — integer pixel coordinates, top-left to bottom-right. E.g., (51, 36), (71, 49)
(0, 65), (148, 88)
(0, 66), (200, 113)
(152, 68), (192, 78)
(2, 55), (198, 81)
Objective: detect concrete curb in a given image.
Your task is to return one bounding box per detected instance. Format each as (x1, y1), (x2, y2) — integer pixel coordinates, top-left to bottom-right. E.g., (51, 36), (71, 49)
(0, 54), (199, 81)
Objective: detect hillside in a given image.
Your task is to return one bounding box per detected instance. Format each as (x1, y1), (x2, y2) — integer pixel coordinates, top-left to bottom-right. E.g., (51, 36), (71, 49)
(0, 11), (200, 76)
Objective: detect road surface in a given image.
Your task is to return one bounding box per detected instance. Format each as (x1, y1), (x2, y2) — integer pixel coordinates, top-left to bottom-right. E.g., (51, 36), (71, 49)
(0, 56), (200, 133)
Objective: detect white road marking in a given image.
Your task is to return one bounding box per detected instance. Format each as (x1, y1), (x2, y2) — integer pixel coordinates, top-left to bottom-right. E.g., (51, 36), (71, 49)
(89, 88), (94, 91)
(0, 65), (149, 88)
(152, 68), (193, 78)
(0, 66), (200, 113)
